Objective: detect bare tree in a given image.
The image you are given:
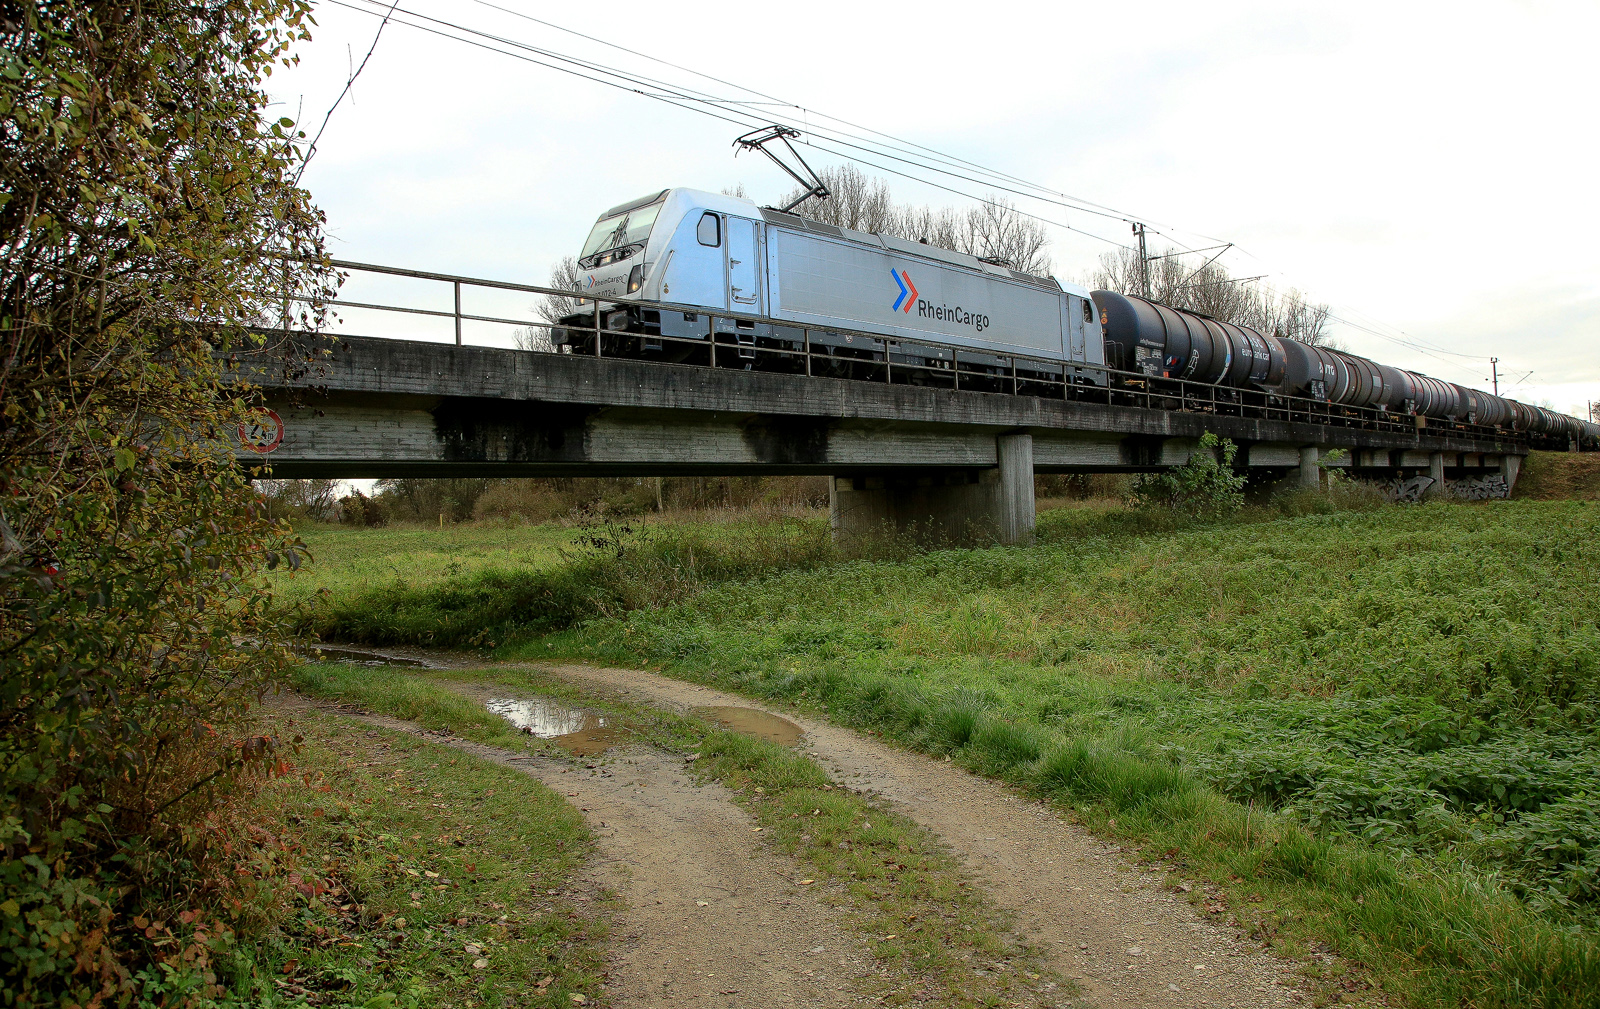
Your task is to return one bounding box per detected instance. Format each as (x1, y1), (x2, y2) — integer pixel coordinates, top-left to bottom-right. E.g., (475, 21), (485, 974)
(1090, 246), (1333, 347)
(516, 255), (582, 351)
(782, 163), (898, 234)
(781, 165), (1052, 275)
(952, 199), (1052, 276)
(254, 479), (340, 521)
(1258, 287), (1333, 348)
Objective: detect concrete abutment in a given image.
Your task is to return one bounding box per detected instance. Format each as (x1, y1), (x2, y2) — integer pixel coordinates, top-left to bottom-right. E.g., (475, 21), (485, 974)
(1500, 453), (1521, 492)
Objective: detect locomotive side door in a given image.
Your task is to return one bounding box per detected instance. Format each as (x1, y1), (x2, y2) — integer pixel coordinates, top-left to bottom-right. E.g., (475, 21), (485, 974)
(661, 210), (728, 309)
(727, 217), (762, 310)
(1067, 295), (1088, 362)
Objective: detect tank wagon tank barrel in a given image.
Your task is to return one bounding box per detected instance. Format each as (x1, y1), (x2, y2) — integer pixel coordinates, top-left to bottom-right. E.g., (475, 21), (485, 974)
(1089, 289), (1598, 445)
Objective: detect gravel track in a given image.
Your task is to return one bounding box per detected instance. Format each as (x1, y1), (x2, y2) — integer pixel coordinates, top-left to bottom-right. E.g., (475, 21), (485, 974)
(531, 663), (1312, 1009)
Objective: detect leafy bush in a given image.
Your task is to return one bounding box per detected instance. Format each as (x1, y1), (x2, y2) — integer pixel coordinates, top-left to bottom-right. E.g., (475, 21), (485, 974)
(339, 489), (390, 527)
(1, 3), (327, 1003)
(256, 479), (340, 521)
(1127, 432), (1247, 516)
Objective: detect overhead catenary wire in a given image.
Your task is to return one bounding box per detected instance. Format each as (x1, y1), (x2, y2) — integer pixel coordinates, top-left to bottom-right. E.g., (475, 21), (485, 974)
(328, 0), (1146, 232)
(461, 0), (1146, 225)
(324, 0), (1526, 391)
(1128, 222), (1499, 378)
(325, 0), (1140, 250)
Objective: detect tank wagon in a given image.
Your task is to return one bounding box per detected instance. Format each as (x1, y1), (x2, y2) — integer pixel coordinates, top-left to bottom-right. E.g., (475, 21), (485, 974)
(553, 187), (1600, 448)
(1094, 290), (1598, 444)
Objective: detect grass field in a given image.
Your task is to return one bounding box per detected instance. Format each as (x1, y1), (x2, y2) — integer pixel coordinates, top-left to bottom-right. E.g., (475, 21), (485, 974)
(270, 521), (580, 609)
(1517, 451), (1600, 501)
(243, 705), (606, 1008)
(283, 486), (1600, 1006)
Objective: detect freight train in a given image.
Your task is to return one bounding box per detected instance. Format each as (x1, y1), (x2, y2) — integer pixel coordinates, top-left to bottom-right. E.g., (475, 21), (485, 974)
(553, 187), (1600, 448)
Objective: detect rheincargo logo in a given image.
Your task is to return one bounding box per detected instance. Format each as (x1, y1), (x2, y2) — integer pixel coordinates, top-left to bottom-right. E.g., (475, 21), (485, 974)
(892, 269), (990, 331)
(890, 269), (919, 312)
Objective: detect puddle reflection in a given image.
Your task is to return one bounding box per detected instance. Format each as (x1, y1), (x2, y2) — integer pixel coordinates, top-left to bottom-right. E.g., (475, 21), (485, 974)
(486, 698), (623, 756)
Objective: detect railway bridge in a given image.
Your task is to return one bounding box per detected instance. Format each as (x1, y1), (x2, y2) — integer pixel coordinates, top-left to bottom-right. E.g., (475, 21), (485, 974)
(231, 261), (1531, 545)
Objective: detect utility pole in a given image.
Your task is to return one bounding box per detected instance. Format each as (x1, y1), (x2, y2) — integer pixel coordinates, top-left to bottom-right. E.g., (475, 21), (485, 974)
(1133, 223), (1151, 300)
(1490, 357), (1499, 396)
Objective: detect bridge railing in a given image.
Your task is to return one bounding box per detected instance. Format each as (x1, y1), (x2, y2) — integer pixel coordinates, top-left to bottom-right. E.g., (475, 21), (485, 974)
(281, 258), (1527, 446)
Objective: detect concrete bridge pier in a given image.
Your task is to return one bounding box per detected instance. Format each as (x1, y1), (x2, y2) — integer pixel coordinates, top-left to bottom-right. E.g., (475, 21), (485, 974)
(829, 433), (1036, 548)
(1500, 453), (1522, 492)
(1296, 445), (1321, 489)
(1429, 451), (1447, 491)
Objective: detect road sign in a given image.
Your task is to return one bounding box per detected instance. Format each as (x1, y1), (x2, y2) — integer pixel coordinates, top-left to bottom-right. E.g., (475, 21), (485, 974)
(238, 408), (284, 454)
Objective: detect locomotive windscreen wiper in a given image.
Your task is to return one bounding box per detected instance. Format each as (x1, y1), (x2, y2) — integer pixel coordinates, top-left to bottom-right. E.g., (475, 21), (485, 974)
(734, 125), (831, 213)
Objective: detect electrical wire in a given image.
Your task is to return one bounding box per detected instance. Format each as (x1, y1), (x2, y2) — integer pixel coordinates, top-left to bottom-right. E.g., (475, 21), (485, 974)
(322, 0), (1523, 388)
(1130, 223), (1499, 375)
(462, 0), (1148, 226)
(332, 0), (1151, 237)
(325, 0), (1138, 249)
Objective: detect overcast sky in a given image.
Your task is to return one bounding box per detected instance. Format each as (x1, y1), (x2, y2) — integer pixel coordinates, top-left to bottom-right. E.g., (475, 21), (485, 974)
(270, 0), (1600, 419)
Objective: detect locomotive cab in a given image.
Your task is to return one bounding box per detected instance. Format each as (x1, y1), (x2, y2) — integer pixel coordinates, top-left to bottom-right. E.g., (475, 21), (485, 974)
(554, 187), (769, 356)
(568, 188), (766, 307)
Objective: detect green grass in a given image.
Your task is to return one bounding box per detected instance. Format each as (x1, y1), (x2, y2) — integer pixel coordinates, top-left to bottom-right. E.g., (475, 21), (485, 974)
(526, 499), (1600, 1008)
(270, 521), (580, 609)
(291, 498), (1600, 1006)
(292, 514), (836, 647)
(240, 705), (605, 1008)
(292, 664), (1072, 1008)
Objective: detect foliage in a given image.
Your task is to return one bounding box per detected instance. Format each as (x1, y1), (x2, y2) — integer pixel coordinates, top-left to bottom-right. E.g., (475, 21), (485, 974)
(374, 479), (494, 524)
(338, 489), (389, 528)
(1126, 433), (1247, 516)
(256, 479), (339, 521)
(0, 3), (331, 1004)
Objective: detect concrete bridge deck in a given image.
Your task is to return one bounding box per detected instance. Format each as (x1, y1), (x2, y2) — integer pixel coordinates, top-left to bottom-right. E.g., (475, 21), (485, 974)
(231, 333), (1528, 543)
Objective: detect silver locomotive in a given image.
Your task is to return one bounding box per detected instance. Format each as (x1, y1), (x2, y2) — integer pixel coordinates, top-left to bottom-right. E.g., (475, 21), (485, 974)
(555, 187), (1103, 389)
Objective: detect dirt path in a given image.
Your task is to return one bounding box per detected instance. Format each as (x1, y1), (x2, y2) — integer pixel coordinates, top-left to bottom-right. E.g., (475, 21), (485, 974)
(531, 664), (1311, 1009)
(281, 695), (879, 1009)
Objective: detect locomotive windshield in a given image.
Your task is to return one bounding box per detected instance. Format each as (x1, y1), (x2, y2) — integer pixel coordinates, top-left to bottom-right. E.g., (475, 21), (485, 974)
(579, 198), (664, 267)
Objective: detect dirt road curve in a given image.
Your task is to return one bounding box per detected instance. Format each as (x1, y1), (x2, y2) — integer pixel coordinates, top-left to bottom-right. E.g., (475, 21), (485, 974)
(537, 664), (1309, 1009)
(289, 699), (878, 1009)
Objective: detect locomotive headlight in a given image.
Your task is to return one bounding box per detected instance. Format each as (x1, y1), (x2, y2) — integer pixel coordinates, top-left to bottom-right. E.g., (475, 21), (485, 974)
(627, 264), (644, 293)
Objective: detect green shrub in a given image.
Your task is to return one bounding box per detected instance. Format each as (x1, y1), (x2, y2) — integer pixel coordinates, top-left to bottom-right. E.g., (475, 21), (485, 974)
(1, 3), (327, 1003)
(1127, 432), (1247, 516)
(299, 516), (836, 647)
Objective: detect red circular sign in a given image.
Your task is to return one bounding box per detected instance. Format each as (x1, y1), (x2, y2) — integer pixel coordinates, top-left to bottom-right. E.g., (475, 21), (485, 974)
(238, 408), (284, 453)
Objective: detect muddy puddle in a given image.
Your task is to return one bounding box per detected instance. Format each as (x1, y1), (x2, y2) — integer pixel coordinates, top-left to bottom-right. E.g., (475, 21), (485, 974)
(693, 706), (803, 746)
(300, 643), (434, 668)
(486, 697), (624, 756)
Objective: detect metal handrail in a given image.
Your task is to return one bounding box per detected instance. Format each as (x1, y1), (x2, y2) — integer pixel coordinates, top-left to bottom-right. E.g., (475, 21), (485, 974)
(278, 258), (1534, 448)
